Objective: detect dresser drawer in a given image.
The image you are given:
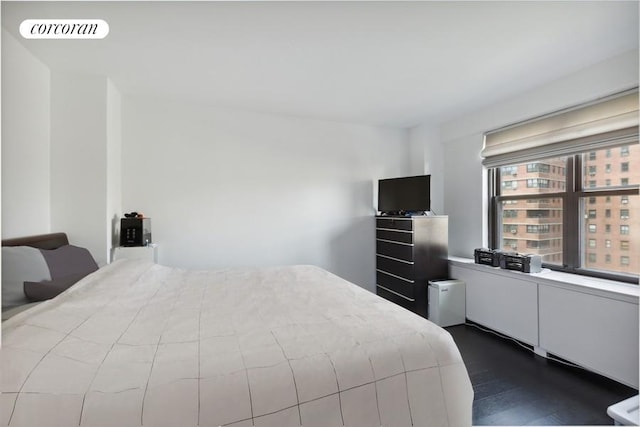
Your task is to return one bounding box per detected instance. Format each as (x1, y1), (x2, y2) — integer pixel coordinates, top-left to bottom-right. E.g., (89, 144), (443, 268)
(376, 239), (413, 262)
(376, 255), (414, 281)
(376, 217), (413, 231)
(377, 285), (415, 312)
(376, 270), (414, 298)
(376, 228), (413, 244)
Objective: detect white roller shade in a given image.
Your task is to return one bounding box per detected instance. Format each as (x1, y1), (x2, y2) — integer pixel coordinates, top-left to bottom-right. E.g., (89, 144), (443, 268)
(482, 89), (639, 167)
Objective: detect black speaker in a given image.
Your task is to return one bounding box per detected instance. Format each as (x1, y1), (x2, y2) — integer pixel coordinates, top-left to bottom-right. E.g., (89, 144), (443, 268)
(120, 218), (151, 247)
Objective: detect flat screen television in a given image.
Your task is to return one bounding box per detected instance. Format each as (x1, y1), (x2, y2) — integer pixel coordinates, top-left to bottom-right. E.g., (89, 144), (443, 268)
(378, 175), (431, 214)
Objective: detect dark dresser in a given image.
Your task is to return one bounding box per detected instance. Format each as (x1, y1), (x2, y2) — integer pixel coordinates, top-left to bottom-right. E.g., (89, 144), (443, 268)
(376, 216), (448, 317)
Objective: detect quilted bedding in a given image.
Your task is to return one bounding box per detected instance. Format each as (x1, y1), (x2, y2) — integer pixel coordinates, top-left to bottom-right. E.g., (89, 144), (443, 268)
(1, 260), (472, 426)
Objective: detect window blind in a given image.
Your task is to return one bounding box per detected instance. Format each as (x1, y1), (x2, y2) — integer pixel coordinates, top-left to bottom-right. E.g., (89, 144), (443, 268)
(482, 89), (639, 168)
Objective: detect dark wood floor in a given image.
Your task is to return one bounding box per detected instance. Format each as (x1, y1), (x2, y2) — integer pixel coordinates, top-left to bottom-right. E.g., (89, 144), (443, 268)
(446, 323), (637, 426)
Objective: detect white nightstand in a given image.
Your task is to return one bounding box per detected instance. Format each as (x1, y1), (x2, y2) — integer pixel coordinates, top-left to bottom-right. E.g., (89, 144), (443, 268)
(112, 244), (158, 263)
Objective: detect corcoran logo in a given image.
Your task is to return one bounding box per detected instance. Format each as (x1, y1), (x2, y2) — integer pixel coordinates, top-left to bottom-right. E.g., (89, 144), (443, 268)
(20, 19), (109, 39)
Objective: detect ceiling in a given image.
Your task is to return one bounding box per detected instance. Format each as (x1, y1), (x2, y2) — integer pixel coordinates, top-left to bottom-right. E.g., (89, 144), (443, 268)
(2, 1), (638, 128)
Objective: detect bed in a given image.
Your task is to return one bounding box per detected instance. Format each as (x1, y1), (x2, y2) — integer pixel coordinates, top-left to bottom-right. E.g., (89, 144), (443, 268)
(1, 233), (473, 427)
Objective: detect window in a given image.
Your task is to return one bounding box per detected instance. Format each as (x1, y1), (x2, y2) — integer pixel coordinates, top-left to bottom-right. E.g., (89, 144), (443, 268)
(527, 224), (550, 233)
(527, 178), (550, 188)
(486, 91), (638, 283)
(504, 225), (518, 234)
(501, 166), (518, 176)
(527, 163), (550, 173)
(490, 146), (639, 282)
(502, 180), (517, 190)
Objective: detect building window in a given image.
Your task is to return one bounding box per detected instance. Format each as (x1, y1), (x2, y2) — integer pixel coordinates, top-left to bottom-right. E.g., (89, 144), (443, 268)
(621, 162), (629, 172)
(588, 224), (597, 233)
(621, 178), (629, 186)
(588, 239), (596, 248)
(606, 164), (612, 173)
(605, 209), (611, 218)
(621, 256), (630, 266)
(605, 224), (611, 233)
(621, 146), (630, 156)
(605, 239), (611, 248)
(588, 253), (597, 263)
(588, 210), (597, 219)
(501, 166), (518, 176)
(527, 163), (550, 173)
(588, 165), (597, 176)
(606, 254), (612, 263)
(527, 178), (550, 188)
(621, 225), (630, 235)
(527, 224), (550, 233)
(502, 180), (517, 190)
(589, 151), (596, 160)
(621, 209), (630, 219)
(621, 241), (630, 250)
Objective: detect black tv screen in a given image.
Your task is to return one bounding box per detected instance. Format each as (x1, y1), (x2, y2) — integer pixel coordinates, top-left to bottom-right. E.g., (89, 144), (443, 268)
(378, 175), (431, 214)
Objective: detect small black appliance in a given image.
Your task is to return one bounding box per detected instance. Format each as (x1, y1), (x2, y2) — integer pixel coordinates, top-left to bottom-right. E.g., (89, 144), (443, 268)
(120, 217), (152, 247)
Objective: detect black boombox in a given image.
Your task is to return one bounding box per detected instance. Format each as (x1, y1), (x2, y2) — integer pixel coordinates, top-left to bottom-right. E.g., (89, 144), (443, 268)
(474, 248), (502, 267)
(474, 248), (542, 273)
(500, 252), (542, 273)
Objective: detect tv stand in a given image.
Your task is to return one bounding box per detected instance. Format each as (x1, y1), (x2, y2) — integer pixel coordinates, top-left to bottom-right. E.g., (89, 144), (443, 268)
(375, 215), (448, 318)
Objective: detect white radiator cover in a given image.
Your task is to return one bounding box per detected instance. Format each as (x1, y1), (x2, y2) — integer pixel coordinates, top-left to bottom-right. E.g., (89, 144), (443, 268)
(450, 260), (639, 389)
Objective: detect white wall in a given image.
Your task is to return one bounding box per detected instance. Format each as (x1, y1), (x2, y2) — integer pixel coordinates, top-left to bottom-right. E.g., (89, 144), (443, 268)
(408, 123), (444, 215)
(437, 49), (639, 257)
(1, 29), (51, 238)
(122, 96), (409, 290)
(50, 72), (122, 266)
(106, 80), (122, 254)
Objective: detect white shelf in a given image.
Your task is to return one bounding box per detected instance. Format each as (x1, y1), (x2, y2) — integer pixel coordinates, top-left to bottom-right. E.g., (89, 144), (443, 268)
(112, 244), (158, 263)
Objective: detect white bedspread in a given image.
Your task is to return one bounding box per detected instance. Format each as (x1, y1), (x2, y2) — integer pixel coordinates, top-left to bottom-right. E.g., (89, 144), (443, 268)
(1, 261), (472, 427)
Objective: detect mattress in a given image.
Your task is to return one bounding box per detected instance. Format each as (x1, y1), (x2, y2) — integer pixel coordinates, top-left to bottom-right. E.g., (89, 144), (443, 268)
(1, 260), (473, 427)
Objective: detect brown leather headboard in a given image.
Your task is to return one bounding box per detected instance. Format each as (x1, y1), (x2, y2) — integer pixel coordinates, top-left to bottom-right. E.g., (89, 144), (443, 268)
(2, 233), (69, 250)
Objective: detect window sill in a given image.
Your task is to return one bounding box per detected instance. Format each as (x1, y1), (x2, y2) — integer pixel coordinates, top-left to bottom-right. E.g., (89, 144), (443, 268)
(449, 256), (639, 304)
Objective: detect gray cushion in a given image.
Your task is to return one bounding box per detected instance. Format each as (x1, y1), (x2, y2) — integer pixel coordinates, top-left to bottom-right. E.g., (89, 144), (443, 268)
(23, 245), (99, 301)
(24, 273), (88, 301)
(39, 245), (98, 278)
(2, 246), (51, 310)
